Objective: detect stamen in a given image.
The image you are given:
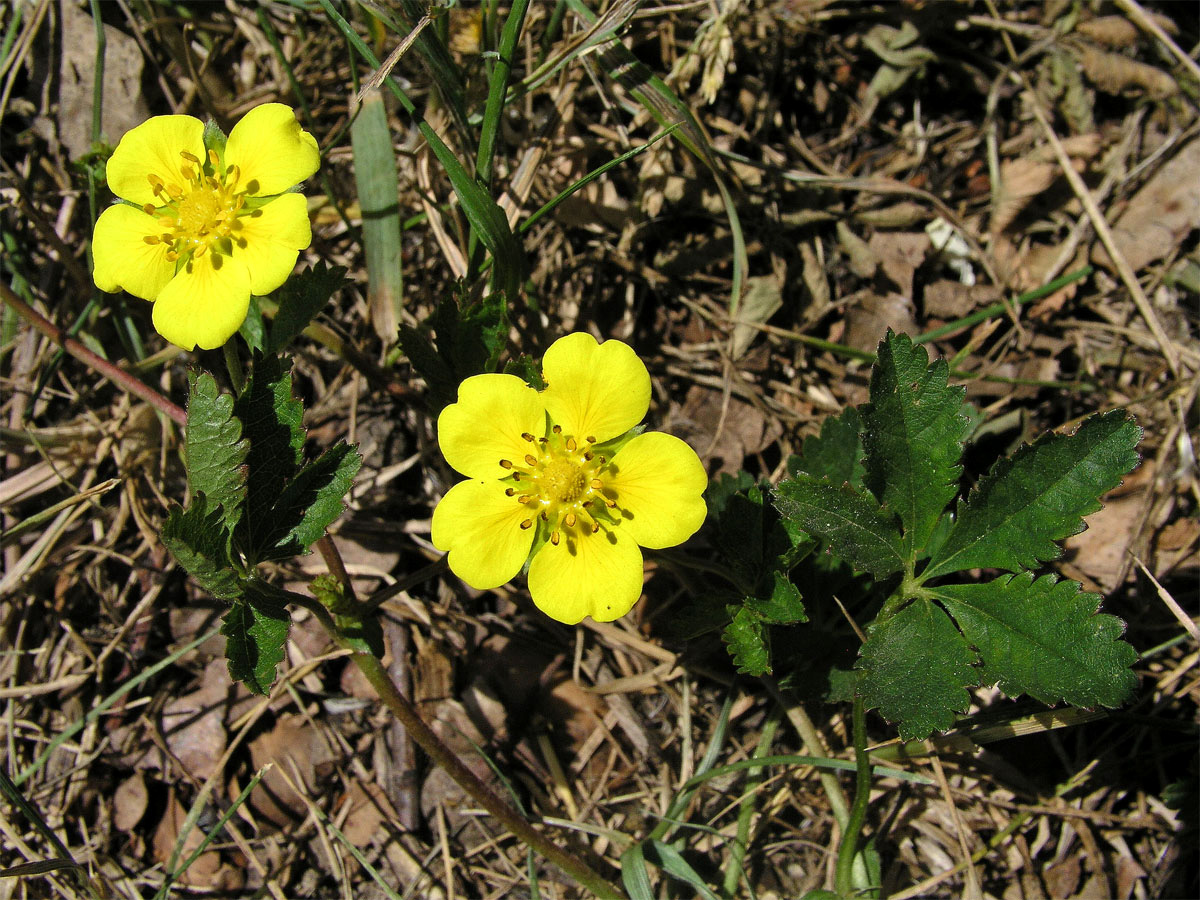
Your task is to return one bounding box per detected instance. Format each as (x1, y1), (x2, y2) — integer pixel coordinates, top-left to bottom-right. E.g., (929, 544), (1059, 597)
(566, 437), (577, 452)
(584, 452), (594, 461)
(604, 498), (617, 508)
(590, 479), (604, 490)
(552, 425), (562, 434)
(142, 235), (160, 245)
(565, 513), (577, 527)
(179, 150), (200, 164)
(521, 432), (535, 442)
(499, 459), (514, 469)
(550, 531), (560, 546)
(520, 519), (533, 530)
(517, 494), (531, 503)
(504, 487), (516, 496)
(586, 435), (596, 443)
(591, 522), (600, 533)
(142, 203), (157, 216)
(540, 511), (549, 521)
(524, 454), (538, 466)
(207, 149), (220, 167)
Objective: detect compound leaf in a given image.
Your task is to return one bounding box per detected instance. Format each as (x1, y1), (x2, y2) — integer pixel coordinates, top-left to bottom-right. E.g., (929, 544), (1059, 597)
(723, 606), (770, 676)
(862, 331), (970, 558)
(184, 371), (247, 535)
(857, 598), (977, 740)
(161, 495), (244, 601)
(932, 573), (1137, 708)
(234, 354), (305, 559)
(923, 410), (1141, 579)
(222, 580), (290, 695)
(772, 477), (905, 579)
(258, 442), (363, 560)
(788, 404), (865, 490)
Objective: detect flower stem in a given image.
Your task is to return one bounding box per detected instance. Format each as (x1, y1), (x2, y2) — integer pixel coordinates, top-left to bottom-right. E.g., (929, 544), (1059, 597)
(0, 283), (186, 427)
(834, 695), (873, 896)
(313, 536), (621, 898)
(223, 340), (245, 394)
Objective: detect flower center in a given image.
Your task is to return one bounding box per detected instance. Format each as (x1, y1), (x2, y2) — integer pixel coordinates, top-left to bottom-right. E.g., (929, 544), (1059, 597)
(499, 426), (619, 545)
(140, 149), (251, 263)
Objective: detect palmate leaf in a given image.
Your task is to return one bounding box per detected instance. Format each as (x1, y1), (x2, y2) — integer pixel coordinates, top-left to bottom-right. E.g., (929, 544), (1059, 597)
(222, 580), (290, 695)
(787, 405), (866, 489)
(932, 573), (1137, 708)
(862, 332), (970, 558)
(772, 477), (904, 579)
(161, 495), (244, 601)
(857, 598), (977, 741)
(923, 410), (1141, 579)
(233, 354), (305, 559)
(184, 372), (248, 536)
(257, 442), (363, 561)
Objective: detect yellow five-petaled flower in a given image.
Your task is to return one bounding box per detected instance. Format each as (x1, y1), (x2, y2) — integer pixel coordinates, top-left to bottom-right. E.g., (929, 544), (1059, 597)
(432, 333), (708, 624)
(92, 103), (319, 351)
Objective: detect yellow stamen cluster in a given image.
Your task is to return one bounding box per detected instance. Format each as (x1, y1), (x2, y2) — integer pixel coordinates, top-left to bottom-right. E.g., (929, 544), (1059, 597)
(140, 149), (252, 263)
(500, 425), (617, 545)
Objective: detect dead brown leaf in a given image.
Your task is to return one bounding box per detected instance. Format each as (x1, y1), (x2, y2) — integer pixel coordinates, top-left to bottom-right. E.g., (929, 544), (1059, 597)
(161, 659), (232, 783)
(248, 714), (335, 826)
(152, 786), (244, 889)
(113, 772), (149, 833)
(1077, 45), (1177, 100)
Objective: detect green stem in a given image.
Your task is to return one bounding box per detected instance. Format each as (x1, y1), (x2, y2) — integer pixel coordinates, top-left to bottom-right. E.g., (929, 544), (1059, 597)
(311, 537), (621, 898)
(835, 696), (872, 897)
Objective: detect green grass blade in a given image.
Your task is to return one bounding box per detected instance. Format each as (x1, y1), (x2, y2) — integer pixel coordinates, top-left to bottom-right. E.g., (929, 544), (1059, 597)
(351, 89), (404, 342)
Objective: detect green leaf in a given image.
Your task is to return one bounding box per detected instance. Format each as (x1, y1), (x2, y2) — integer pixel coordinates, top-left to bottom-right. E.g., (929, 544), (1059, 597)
(267, 262), (349, 354)
(857, 598), (978, 741)
(259, 442), (362, 560)
(723, 606), (771, 676)
(772, 477), (905, 578)
(862, 331), (970, 558)
(351, 89), (403, 343)
(788, 405), (866, 489)
(745, 572), (806, 625)
(923, 411), (1142, 579)
(932, 573), (1137, 708)
(221, 581), (290, 695)
(234, 354), (305, 558)
(646, 841), (721, 900)
(620, 843), (654, 900)
(184, 371), (248, 536)
(161, 495), (244, 601)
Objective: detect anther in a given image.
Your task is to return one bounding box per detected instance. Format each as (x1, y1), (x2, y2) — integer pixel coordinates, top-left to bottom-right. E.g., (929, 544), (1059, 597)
(142, 235), (160, 245)
(207, 149), (220, 167)
(524, 454), (538, 466)
(504, 487), (516, 496)
(180, 150), (200, 164)
(520, 519), (533, 530)
(517, 495), (531, 503)
(499, 459), (514, 469)
(598, 456), (607, 464)
(552, 424), (562, 434)
(584, 452), (594, 461)
(142, 203), (157, 216)
(521, 432), (535, 442)
(591, 522), (600, 533)
(586, 435), (596, 443)
(565, 513), (577, 527)
(512, 472), (522, 481)
(550, 531), (561, 546)
(590, 478), (604, 490)
(605, 498), (617, 508)
(566, 437), (577, 452)
(540, 511), (548, 521)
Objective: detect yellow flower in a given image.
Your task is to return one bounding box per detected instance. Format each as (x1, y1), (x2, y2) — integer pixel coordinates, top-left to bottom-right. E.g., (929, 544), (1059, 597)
(431, 333), (708, 624)
(92, 103), (319, 350)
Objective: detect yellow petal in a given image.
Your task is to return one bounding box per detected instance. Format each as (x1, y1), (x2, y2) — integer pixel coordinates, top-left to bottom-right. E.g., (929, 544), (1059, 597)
(151, 252), (251, 350)
(527, 525), (644, 624)
(437, 374), (547, 481)
(431, 479), (535, 590)
(225, 103), (320, 196)
(92, 204), (177, 300)
(106, 115), (205, 207)
(540, 332), (650, 442)
(233, 193), (311, 295)
(606, 432), (708, 549)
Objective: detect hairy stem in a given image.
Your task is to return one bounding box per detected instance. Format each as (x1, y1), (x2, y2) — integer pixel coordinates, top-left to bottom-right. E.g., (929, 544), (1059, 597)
(313, 536), (621, 898)
(0, 283), (186, 427)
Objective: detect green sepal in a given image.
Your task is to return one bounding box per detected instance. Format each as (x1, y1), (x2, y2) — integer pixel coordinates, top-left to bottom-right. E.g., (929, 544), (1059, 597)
(201, 119), (227, 168)
(238, 296), (266, 353)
